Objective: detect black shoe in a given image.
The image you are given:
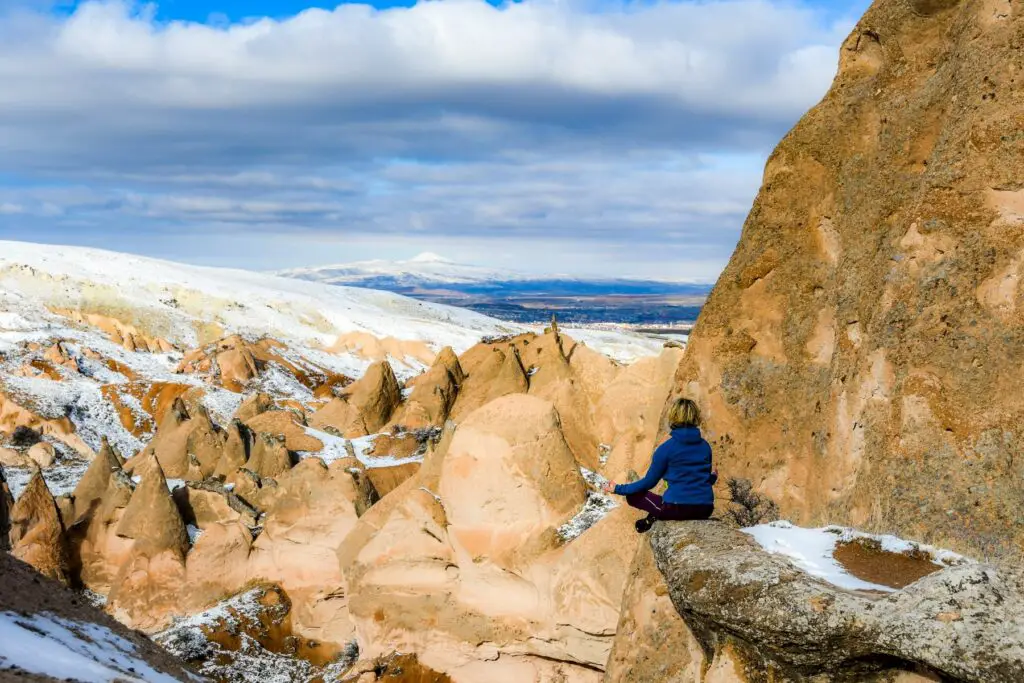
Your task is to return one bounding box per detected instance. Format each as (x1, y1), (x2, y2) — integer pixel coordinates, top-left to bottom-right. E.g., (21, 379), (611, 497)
(634, 517), (654, 533)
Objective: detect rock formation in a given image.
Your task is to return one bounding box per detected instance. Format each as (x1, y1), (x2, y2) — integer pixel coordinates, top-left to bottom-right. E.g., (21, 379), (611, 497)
(8, 469), (71, 584)
(311, 360), (402, 437)
(126, 397), (226, 479)
(390, 346), (464, 429)
(340, 394), (638, 682)
(648, 520), (1024, 681)
(108, 456), (190, 630)
(674, 0), (1024, 560)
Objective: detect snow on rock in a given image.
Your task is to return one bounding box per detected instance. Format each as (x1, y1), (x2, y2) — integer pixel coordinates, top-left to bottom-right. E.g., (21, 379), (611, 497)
(742, 520), (969, 593)
(6, 460), (90, 501)
(558, 326), (664, 365)
(0, 610), (190, 683)
(557, 467), (618, 542)
(299, 427), (424, 468)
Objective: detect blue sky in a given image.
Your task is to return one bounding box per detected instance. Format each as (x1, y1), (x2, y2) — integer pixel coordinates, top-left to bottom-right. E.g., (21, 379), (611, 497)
(0, 0), (871, 280)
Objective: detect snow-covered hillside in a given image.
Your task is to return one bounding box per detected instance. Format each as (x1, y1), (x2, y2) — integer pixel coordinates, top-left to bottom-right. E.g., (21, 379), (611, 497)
(0, 241), (521, 356)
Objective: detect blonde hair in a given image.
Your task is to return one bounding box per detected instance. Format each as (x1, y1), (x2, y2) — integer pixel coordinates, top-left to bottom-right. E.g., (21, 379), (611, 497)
(668, 398), (701, 429)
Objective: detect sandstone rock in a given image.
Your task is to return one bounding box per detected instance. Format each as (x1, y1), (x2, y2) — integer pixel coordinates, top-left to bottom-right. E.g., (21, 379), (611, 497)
(391, 347), (464, 429)
(310, 360), (401, 437)
(125, 396), (225, 479)
(340, 397), (622, 682)
(246, 409), (324, 452)
(674, 0), (1024, 559)
(216, 418), (252, 477)
(329, 330), (436, 365)
(439, 394), (587, 565)
(109, 456), (190, 631)
(0, 445), (29, 467)
(365, 462), (420, 499)
(28, 441), (56, 468)
(52, 308), (176, 353)
(71, 464), (136, 592)
(0, 389), (93, 457)
(603, 539), (705, 683)
(649, 520), (1024, 681)
(8, 469), (71, 584)
(449, 344), (528, 421)
(246, 432), (294, 479)
(234, 391), (275, 422)
(71, 436), (127, 523)
(177, 334), (350, 394)
(100, 380), (192, 438)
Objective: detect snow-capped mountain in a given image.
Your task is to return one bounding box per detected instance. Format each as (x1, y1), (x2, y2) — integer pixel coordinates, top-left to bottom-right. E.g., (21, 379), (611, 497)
(276, 253), (712, 326)
(278, 252), (521, 286)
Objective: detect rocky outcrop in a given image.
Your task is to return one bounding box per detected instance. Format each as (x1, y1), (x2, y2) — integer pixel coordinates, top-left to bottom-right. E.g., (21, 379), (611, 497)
(674, 0), (1024, 559)
(126, 396), (226, 479)
(8, 470), (71, 584)
(649, 520), (1024, 682)
(177, 334), (351, 395)
(340, 394), (634, 682)
(390, 346), (464, 429)
(604, 540), (705, 683)
(311, 360), (402, 437)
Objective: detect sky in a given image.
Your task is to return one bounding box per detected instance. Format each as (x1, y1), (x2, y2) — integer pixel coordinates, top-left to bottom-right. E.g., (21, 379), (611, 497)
(0, 0), (871, 281)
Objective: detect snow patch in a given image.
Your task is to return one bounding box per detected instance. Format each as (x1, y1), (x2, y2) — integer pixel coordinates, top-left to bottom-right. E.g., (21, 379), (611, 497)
(557, 467), (618, 542)
(742, 521), (969, 593)
(0, 610), (186, 683)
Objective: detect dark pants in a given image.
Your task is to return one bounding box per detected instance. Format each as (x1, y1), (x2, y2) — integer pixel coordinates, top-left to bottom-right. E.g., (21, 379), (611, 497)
(625, 492), (713, 521)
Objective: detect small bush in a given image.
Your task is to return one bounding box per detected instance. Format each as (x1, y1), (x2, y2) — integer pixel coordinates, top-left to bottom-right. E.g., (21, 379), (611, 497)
(10, 426), (42, 449)
(725, 477), (779, 528)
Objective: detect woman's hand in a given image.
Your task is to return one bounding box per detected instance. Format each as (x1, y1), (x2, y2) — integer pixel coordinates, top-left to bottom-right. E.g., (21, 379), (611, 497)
(601, 481), (617, 494)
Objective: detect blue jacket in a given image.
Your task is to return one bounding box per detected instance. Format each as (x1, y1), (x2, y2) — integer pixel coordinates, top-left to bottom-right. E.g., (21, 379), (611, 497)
(614, 427), (716, 505)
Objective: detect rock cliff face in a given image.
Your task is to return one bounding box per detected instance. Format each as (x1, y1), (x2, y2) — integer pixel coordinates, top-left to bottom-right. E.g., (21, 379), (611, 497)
(675, 0), (1024, 560)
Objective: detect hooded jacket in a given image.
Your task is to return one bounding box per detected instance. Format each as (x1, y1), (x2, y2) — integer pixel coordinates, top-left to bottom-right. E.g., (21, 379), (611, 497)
(613, 427), (716, 505)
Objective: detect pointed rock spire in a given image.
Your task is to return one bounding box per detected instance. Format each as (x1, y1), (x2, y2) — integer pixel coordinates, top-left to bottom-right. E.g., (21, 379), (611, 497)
(246, 432), (292, 479)
(72, 437), (126, 522)
(310, 360), (401, 437)
(116, 456), (188, 559)
(9, 469), (71, 584)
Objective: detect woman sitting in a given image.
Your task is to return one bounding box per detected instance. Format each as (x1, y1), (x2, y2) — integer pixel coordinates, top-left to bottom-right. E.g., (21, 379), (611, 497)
(602, 398), (717, 533)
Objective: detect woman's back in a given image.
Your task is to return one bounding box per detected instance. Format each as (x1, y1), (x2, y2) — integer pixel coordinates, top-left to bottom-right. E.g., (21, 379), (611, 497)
(657, 427), (715, 506)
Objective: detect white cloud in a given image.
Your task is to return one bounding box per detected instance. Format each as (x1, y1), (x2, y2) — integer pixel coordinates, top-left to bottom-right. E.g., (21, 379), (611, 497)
(0, 0), (864, 277)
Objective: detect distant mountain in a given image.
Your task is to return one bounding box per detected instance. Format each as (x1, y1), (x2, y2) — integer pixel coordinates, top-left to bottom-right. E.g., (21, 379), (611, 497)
(277, 253), (713, 326)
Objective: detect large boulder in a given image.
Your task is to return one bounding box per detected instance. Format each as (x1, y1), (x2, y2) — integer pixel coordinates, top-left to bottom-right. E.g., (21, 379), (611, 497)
(649, 520), (1024, 681)
(673, 0), (1024, 559)
(439, 394), (587, 565)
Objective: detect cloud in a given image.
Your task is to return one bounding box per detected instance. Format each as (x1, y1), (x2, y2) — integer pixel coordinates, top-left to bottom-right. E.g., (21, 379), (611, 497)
(0, 0), (864, 277)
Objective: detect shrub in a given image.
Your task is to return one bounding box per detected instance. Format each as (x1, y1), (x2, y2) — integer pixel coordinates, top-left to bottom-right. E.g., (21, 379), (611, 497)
(725, 477), (779, 528)
(10, 426), (42, 449)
